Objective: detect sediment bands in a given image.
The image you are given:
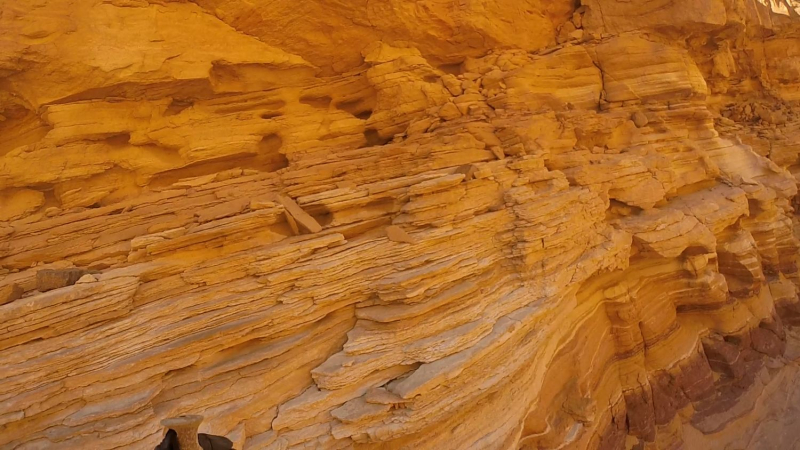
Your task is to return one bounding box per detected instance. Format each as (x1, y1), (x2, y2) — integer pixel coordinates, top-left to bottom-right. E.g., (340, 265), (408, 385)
(1, 0), (800, 449)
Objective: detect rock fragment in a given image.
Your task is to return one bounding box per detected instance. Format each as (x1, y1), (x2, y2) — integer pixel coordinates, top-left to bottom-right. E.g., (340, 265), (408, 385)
(35, 268), (89, 292)
(0, 283), (24, 306)
(438, 102), (462, 120)
(75, 274), (98, 284)
(277, 195), (323, 233)
(632, 111), (649, 128)
(386, 225), (415, 243)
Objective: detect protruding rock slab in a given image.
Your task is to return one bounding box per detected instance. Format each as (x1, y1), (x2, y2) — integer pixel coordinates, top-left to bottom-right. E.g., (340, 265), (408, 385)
(277, 195), (323, 234)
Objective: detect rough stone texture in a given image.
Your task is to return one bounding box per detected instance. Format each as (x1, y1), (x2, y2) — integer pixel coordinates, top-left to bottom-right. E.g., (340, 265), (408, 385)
(1, 1), (800, 449)
(35, 268), (90, 292)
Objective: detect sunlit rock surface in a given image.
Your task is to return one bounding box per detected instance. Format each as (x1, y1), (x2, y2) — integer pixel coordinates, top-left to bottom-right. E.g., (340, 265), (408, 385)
(1, 0), (800, 449)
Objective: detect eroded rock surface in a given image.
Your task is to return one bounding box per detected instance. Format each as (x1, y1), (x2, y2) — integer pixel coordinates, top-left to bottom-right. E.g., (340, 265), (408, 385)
(2, 1), (800, 449)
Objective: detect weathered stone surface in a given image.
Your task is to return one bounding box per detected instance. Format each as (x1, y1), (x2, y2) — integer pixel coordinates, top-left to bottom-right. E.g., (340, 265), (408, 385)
(0, 283), (23, 306)
(35, 268), (90, 292)
(1, 1), (800, 450)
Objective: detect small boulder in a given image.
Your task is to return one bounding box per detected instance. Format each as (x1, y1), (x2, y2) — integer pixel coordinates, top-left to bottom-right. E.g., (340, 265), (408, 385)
(754, 104), (772, 123)
(557, 22), (577, 43)
(490, 146), (506, 160)
(569, 29), (585, 41)
(571, 11), (583, 28)
(632, 111), (649, 128)
(438, 102), (462, 121)
(441, 74), (463, 96)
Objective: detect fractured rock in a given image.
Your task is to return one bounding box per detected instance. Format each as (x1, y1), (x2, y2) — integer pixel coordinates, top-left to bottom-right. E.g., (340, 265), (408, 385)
(276, 195), (323, 234)
(438, 102), (462, 121)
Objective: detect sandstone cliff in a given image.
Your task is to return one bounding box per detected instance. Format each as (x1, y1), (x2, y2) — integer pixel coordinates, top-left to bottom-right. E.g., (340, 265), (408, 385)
(2, 0), (800, 449)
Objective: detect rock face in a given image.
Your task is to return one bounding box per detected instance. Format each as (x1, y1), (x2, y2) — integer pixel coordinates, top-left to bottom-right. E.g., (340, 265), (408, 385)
(2, 1), (800, 449)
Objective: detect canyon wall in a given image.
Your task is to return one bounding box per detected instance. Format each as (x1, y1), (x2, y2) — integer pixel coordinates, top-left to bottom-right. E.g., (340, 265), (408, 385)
(2, 0), (800, 449)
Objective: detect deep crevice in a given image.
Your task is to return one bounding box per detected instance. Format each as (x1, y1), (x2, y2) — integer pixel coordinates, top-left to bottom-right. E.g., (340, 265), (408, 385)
(363, 128), (392, 147)
(164, 99), (194, 116)
(300, 95), (332, 109)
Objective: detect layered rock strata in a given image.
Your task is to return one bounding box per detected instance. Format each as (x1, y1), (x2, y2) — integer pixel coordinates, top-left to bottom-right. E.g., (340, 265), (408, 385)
(1, 0), (800, 449)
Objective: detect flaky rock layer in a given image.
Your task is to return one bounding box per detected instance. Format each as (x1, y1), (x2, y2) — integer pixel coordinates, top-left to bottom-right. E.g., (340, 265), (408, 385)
(2, 0), (800, 449)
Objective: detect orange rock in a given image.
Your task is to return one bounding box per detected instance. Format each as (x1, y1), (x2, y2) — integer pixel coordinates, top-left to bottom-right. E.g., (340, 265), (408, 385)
(276, 195), (323, 234)
(385, 225), (415, 243)
(1, 2), (800, 450)
(0, 283), (23, 306)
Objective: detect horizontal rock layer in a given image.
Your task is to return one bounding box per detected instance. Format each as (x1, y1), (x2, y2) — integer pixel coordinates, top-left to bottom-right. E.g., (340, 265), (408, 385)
(1, 0), (800, 449)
